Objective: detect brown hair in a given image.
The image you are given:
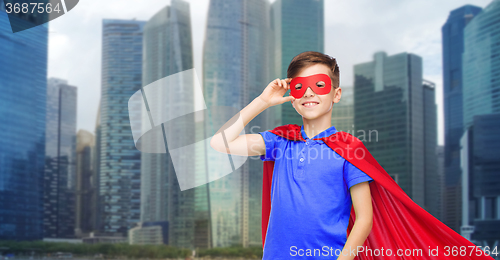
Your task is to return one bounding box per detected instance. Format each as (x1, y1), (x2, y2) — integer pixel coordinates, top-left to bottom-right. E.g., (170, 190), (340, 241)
(287, 51), (340, 89)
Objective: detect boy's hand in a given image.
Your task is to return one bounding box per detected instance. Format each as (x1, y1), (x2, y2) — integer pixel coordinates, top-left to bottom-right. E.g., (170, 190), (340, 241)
(258, 78), (295, 108)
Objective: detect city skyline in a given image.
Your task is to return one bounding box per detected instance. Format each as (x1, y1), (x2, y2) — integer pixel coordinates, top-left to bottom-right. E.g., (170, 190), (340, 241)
(1, 0), (498, 248)
(47, 0), (492, 145)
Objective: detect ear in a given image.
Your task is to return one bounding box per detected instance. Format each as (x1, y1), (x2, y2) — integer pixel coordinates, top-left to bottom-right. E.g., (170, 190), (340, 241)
(333, 87), (342, 103)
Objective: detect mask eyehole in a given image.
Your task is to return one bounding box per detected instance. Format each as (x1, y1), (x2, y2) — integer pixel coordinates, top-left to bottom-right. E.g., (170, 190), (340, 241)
(316, 81), (325, 88)
(295, 83), (302, 90)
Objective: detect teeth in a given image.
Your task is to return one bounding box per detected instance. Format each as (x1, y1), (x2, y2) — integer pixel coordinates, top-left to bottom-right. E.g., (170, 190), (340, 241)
(303, 102), (318, 107)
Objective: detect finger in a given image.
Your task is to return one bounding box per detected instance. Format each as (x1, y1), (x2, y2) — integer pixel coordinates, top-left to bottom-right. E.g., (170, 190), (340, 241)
(285, 78), (292, 89)
(281, 79), (287, 89)
(277, 78), (281, 87)
(272, 79), (279, 89)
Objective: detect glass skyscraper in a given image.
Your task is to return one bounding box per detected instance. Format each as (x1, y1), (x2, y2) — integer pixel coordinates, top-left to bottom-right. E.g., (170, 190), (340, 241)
(269, 0), (325, 127)
(331, 85), (354, 133)
(436, 145), (445, 222)
(460, 113), (500, 248)
(44, 78), (77, 238)
(0, 1), (48, 240)
(460, 0), (500, 246)
(99, 19), (146, 236)
(441, 4), (482, 232)
(140, 0), (195, 248)
(270, 0), (324, 127)
(463, 0), (500, 129)
(75, 129), (95, 237)
(354, 52), (430, 207)
(422, 80), (440, 220)
(203, 0), (272, 247)
(194, 116), (211, 249)
(93, 103), (102, 235)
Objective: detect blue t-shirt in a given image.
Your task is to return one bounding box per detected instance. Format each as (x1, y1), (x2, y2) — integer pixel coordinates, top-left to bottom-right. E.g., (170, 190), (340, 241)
(259, 125), (373, 259)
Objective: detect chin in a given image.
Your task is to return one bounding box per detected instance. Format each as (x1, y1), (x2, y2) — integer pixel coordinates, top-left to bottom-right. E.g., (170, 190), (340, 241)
(296, 110), (323, 120)
(301, 114), (321, 120)
(296, 107), (328, 119)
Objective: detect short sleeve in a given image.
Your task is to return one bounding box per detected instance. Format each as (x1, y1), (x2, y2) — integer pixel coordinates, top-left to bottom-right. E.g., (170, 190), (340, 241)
(258, 131), (279, 161)
(343, 160), (374, 189)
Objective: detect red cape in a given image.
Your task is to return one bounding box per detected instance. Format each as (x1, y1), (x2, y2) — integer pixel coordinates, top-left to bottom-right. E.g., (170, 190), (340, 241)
(261, 124), (494, 259)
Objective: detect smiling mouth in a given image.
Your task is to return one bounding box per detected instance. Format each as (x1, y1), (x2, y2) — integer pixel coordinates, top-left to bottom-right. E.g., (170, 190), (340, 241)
(302, 102), (319, 108)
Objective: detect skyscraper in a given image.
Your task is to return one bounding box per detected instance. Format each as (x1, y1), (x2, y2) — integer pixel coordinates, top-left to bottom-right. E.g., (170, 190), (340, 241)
(436, 145), (445, 222)
(0, 2), (48, 240)
(331, 85), (354, 133)
(44, 78), (77, 238)
(460, 113), (500, 247)
(354, 51), (434, 207)
(194, 114), (211, 249)
(423, 80), (440, 219)
(140, 0), (195, 248)
(441, 4), (482, 232)
(270, 0), (324, 127)
(463, 0), (500, 129)
(75, 129), (95, 237)
(203, 0), (272, 247)
(460, 0), (500, 246)
(93, 102), (102, 235)
(99, 19), (146, 236)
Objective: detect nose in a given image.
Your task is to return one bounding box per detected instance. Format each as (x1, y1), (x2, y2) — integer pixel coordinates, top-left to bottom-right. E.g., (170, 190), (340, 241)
(302, 86), (316, 98)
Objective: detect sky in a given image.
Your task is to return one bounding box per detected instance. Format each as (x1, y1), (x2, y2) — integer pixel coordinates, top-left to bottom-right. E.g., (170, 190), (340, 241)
(47, 0), (492, 145)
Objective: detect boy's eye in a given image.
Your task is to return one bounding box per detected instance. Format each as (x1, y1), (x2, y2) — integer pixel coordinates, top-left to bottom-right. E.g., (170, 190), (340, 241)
(294, 83), (302, 90)
(316, 81), (325, 87)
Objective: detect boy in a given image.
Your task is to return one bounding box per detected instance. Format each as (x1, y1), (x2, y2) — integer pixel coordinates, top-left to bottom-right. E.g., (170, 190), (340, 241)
(210, 51), (373, 259)
(210, 51), (495, 260)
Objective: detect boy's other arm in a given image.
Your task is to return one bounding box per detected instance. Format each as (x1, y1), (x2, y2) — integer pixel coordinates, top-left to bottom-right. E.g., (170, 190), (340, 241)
(210, 78), (293, 156)
(338, 182), (373, 260)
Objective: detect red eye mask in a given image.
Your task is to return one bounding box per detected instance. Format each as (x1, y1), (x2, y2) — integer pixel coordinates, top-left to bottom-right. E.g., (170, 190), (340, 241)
(289, 73), (332, 99)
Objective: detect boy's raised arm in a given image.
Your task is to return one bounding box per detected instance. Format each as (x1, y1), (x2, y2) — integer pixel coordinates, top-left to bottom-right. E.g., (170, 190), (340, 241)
(210, 78), (293, 156)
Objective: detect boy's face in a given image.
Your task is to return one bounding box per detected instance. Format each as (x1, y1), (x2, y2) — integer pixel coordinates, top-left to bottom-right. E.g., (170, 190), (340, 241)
(290, 64), (341, 120)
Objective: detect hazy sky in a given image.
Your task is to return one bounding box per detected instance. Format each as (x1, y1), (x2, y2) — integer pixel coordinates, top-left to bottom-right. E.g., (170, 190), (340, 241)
(47, 0), (492, 145)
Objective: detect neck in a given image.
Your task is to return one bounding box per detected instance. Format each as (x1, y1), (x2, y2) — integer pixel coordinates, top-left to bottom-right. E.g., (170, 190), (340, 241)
(302, 110), (333, 139)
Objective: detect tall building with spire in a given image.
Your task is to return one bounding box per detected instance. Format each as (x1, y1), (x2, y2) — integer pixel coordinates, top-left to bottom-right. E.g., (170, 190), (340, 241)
(203, 0), (273, 247)
(441, 4), (482, 232)
(98, 19), (146, 237)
